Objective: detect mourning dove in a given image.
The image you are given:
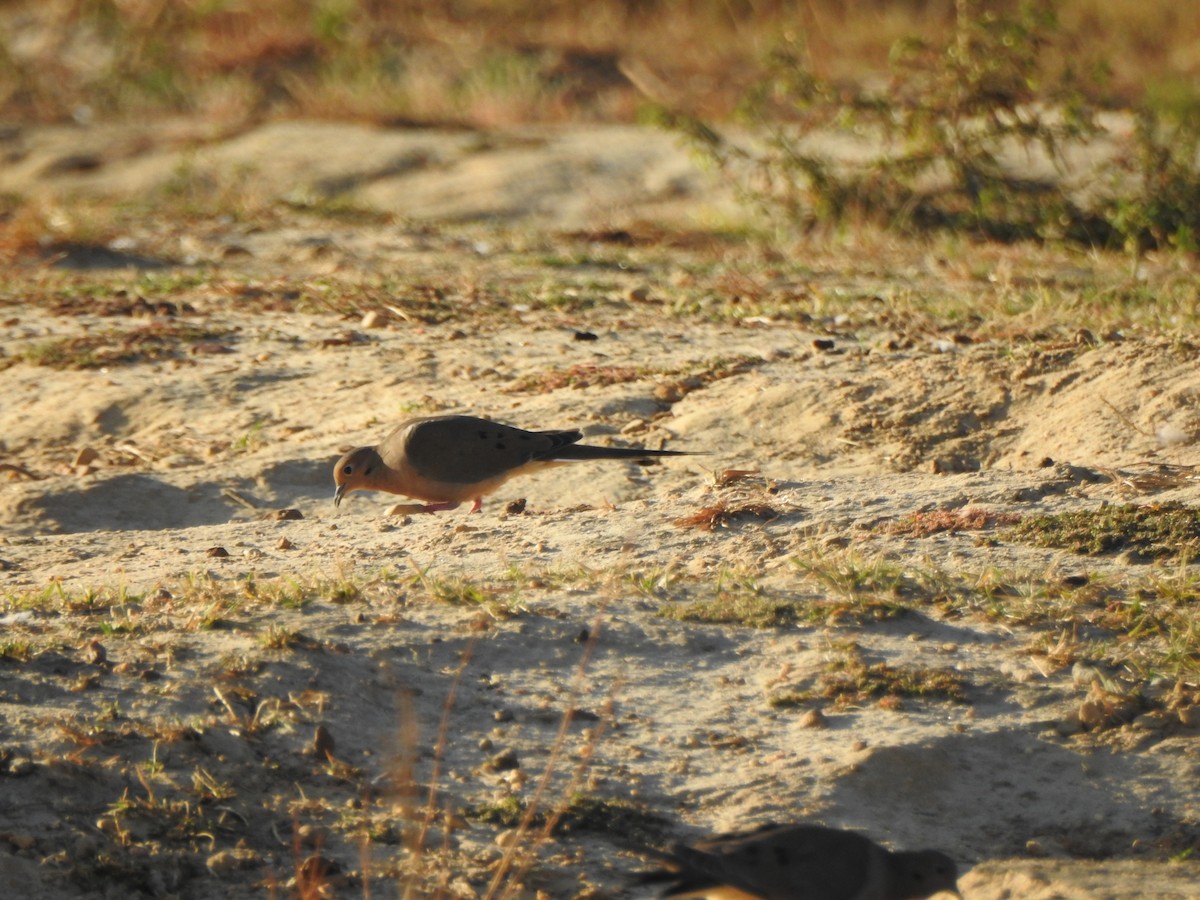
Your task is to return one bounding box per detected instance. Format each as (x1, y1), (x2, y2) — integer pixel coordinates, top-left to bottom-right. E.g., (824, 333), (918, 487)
(333, 414), (692, 513)
(638, 823), (960, 900)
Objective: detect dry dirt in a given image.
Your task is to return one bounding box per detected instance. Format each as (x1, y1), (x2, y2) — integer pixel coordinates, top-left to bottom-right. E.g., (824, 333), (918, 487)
(1, 120), (1199, 899)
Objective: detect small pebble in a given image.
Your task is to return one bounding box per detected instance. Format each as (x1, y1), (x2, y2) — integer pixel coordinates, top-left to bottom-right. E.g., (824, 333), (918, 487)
(799, 709), (828, 729)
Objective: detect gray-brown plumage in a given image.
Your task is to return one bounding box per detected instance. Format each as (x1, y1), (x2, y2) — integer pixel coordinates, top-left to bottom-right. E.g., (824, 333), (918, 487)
(638, 823), (960, 900)
(333, 414), (691, 512)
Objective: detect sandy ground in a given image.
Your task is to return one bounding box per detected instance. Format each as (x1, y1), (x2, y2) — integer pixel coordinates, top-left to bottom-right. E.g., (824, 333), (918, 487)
(1, 119), (1199, 898)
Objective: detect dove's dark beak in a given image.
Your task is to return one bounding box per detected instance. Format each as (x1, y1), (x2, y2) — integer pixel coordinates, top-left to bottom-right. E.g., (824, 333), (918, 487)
(334, 484), (346, 507)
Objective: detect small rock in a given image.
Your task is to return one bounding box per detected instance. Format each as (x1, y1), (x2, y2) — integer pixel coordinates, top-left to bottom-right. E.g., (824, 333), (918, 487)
(625, 286), (651, 303)
(83, 640), (106, 666)
(274, 508), (303, 521)
(504, 498), (527, 515)
(361, 310), (388, 329)
(654, 381), (688, 403)
(1077, 698), (1108, 729)
(298, 853), (341, 881)
(495, 829), (521, 848)
(1071, 662), (1102, 687)
(73, 447), (100, 467)
(205, 546), (230, 558)
(276, 537), (295, 550)
(494, 709), (513, 723)
(573, 330), (599, 341)
(799, 709), (828, 729)
(812, 338), (835, 351)
(485, 749), (520, 772)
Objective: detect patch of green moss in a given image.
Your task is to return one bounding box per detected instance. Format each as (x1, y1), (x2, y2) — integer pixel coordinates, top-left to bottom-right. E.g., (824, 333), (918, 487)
(1004, 503), (1200, 561)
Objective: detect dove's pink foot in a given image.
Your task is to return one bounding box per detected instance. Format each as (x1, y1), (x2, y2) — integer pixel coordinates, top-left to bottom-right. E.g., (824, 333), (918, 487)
(469, 497), (483, 513)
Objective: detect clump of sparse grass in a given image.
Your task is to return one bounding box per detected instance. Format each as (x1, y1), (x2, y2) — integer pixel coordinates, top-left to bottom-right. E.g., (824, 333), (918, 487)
(9, 321), (234, 371)
(1003, 502), (1200, 561)
(770, 644), (969, 710)
(886, 507), (1022, 538)
(506, 363), (649, 394)
(659, 588), (807, 629)
(555, 793), (669, 845)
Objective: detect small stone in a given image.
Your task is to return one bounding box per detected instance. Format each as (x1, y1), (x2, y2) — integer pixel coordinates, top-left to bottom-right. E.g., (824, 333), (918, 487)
(494, 709), (513, 723)
(654, 381), (688, 403)
(73, 447), (100, 467)
(361, 310), (388, 329)
(799, 709), (828, 729)
(812, 338), (835, 351)
(495, 829), (521, 848)
(298, 854), (340, 880)
(625, 286), (651, 303)
(573, 330), (599, 341)
(277, 537), (294, 550)
(485, 749), (520, 772)
(504, 498), (527, 515)
(83, 640), (107, 666)
(205, 546), (230, 558)
(274, 508), (303, 521)
(1077, 698), (1108, 729)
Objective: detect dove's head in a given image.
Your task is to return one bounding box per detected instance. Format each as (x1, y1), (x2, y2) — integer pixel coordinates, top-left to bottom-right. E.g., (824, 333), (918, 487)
(333, 446), (383, 506)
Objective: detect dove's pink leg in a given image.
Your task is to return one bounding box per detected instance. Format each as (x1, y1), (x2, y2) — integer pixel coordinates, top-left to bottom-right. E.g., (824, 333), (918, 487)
(469, 497), (483, 513)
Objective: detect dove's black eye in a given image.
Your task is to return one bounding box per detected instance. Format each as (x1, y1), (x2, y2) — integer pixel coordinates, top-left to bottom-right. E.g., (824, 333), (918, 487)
(342, 464), (354, 476)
